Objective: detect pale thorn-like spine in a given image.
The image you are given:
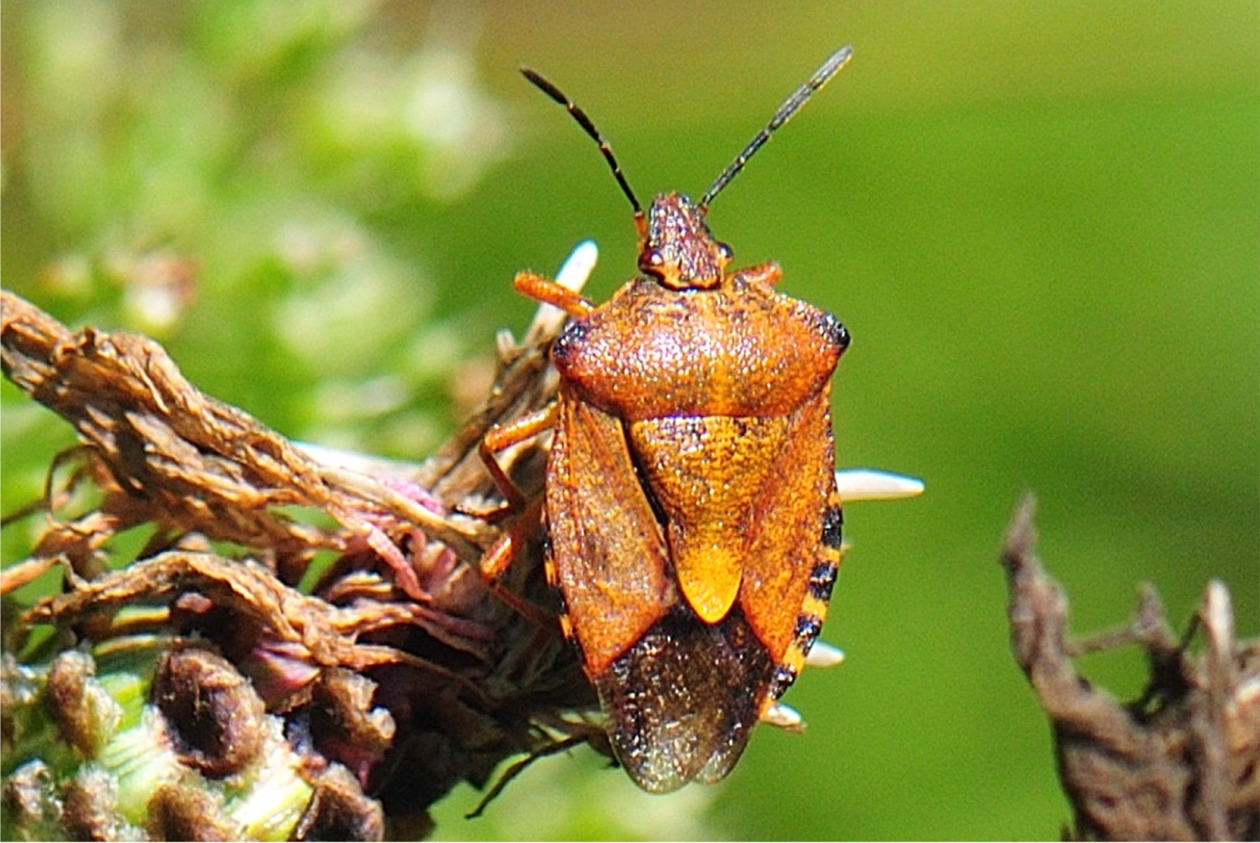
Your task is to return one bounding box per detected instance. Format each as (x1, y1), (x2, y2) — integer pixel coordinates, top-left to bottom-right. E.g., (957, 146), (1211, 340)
(835, 468), (924, 502)
(761, 702), (804, 731)
(805, 641), (846, 668)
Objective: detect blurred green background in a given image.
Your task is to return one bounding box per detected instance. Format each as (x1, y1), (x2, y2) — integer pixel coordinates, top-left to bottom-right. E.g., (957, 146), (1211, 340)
(2, 1), (1257, 839)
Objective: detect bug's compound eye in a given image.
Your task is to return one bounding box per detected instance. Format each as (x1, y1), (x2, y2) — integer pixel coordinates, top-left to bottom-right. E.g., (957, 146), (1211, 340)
(638, 248), (666, 277)
(716, 241), (734, 263)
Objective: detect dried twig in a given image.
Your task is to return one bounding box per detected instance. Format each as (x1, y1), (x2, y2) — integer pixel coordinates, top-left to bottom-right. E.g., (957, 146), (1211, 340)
(1, 258), (598, 840)
(1001, 494), (1260, 841)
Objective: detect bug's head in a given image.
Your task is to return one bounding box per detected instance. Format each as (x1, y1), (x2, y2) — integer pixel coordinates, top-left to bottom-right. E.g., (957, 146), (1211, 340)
(523, 45), (853, 294)
(637, 193), (731, 291)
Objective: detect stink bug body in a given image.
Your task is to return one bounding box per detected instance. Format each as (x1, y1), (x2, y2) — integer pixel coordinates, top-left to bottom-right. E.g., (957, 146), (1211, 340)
(482, 45), (855, 793)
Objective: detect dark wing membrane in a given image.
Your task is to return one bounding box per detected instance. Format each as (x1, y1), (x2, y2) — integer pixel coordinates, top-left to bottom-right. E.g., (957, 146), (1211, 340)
(739, 388), (839, 686)
(596, 605), (773, 793)
(546, 389), (672, 676)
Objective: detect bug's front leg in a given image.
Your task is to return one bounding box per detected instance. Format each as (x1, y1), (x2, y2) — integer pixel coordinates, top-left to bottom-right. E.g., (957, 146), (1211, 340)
(514, 271), (596, 318)
(734, 261), (783, 286)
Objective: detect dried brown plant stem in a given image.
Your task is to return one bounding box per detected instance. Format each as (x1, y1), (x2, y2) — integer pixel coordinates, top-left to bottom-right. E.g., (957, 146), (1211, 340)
(1002, 494), (1259, 841)
(1, 286), (593, 838)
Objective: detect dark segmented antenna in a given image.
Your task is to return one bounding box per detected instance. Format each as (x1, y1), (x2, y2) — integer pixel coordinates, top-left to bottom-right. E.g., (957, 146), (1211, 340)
(521, 68), (643, 217)
(700, 45), (854, 210)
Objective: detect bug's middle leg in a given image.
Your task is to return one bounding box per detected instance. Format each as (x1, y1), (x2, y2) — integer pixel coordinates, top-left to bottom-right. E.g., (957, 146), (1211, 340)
(476, 403), (558, 519)
(475, 403), (559, 626)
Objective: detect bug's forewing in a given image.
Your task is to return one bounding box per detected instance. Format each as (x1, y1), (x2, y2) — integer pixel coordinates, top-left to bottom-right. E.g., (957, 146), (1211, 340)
(548, 390), (776, 794)
(739, 385), (841, 695)
(546, 389), (672, 677)
(607, 387), (840, 792)
(574, 393), (839, 793)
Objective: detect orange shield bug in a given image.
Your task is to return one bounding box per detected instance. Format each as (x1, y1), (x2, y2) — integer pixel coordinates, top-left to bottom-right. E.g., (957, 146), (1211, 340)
(482, 45), (855, 792)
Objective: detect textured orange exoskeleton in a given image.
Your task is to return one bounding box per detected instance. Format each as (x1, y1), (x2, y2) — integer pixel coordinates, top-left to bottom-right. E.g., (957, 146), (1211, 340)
(482, 46), (854, 792)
